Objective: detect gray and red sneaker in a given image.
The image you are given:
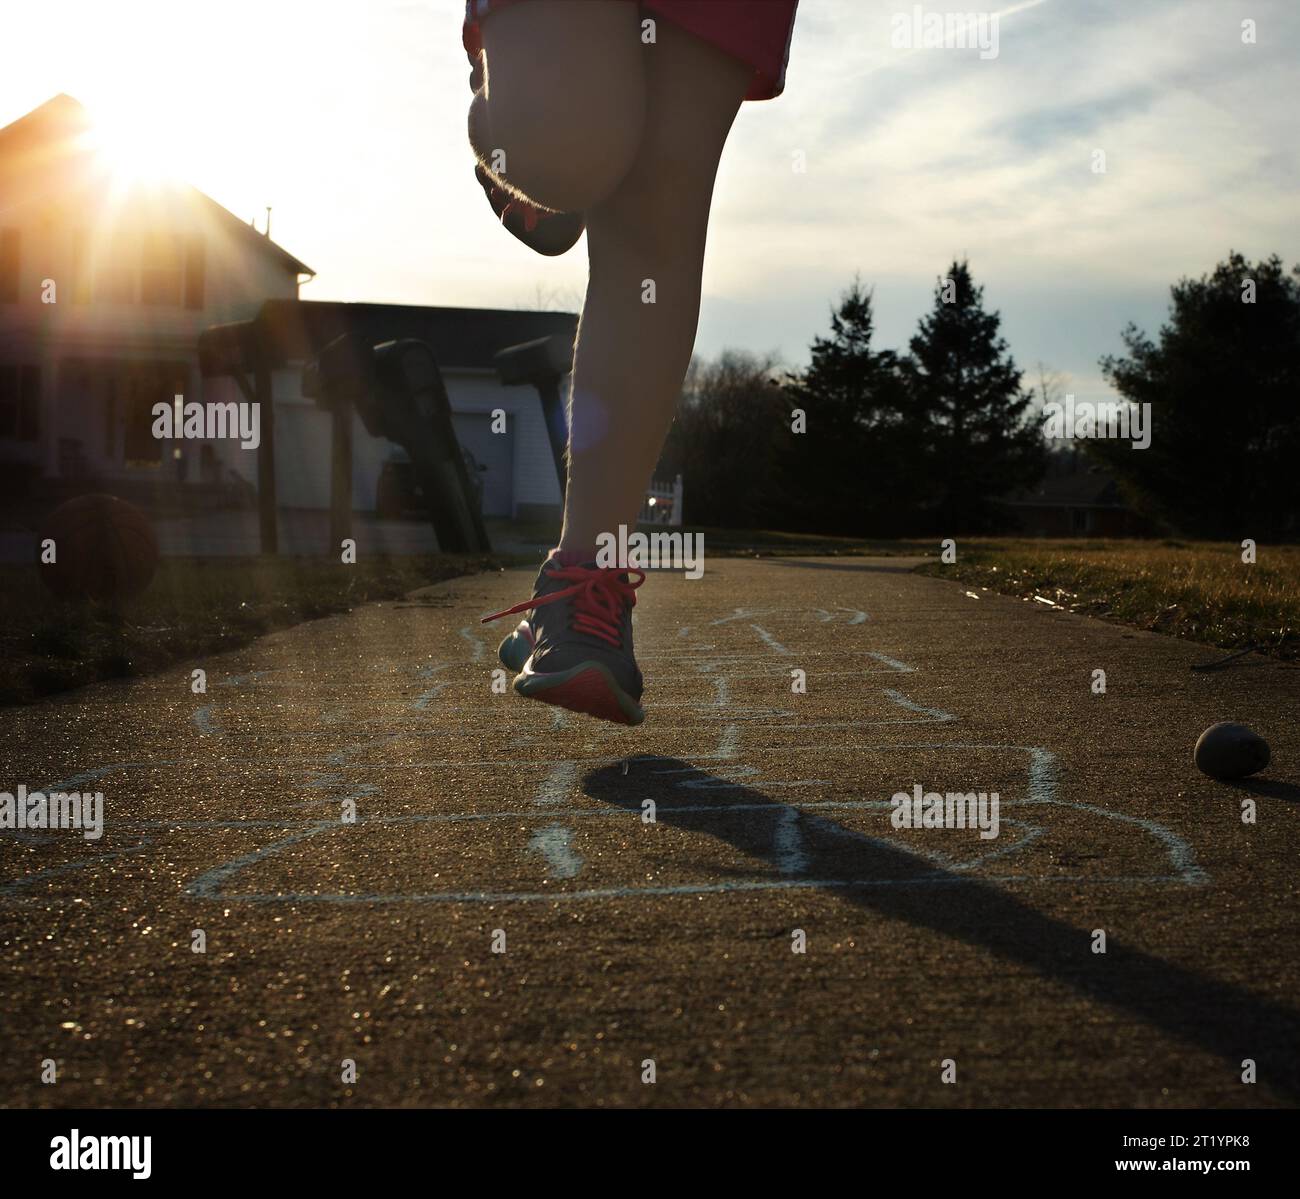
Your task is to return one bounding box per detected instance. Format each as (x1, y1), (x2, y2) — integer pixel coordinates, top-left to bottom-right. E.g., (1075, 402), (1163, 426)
(468, 50), (584, 257)
(482, 558), (645, 725)
(473, 163), (585, 257)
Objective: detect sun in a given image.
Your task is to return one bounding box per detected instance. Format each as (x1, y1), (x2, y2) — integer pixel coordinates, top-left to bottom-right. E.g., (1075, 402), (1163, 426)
(77, 99), (193, 193)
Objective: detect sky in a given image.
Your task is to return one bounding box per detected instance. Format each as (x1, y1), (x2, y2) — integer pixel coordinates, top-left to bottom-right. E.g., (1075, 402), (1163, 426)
(2, 0), (1297, 406)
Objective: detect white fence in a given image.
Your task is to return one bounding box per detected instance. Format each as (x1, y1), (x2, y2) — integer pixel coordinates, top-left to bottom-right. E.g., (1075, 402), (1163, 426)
(639, 473), (683, 526)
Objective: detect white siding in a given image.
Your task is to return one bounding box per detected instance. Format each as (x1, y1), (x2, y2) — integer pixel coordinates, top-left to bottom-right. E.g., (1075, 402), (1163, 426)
(444, 371), (563, 515)
(245, 366), (563, 517)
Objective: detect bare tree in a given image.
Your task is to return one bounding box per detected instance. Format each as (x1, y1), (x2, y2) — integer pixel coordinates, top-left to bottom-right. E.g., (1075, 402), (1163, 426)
(516, 281), (584, 312)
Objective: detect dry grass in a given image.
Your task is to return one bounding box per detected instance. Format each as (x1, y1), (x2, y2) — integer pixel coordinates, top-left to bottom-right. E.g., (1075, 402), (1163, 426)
(914, 539), (1300, 660)
(0, 553), (513, 705)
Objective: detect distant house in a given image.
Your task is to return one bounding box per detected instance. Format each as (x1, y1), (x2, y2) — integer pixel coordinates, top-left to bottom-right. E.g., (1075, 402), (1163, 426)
(0, 94), (311, 501)
(1000, 459), (1153, 537)
(200, 299), (576, 523)
(0, 94), (571, 522)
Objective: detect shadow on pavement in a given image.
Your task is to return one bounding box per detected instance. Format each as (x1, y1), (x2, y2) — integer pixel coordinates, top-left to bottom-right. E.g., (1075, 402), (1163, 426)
(583, 755), (1300, 1102)
(1231, 777), (1300, 804)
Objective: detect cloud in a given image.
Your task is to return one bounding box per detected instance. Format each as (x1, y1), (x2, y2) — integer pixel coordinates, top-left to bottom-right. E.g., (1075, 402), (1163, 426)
(698, 0), (1299, 388)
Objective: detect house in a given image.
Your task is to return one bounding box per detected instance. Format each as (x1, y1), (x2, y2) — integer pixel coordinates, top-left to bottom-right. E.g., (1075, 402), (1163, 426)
(999, 455), (1154, 537)
(0, 94), (570, 527)
(0, 94), (310, 501)
(198, 298), (575, 524)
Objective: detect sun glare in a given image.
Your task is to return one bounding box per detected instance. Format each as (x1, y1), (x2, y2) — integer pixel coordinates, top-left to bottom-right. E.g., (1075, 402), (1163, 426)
(84, 113), (177, 187)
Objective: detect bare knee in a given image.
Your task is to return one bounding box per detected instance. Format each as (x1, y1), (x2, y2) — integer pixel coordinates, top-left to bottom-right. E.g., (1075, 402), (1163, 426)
(482, 79), (643, 212)
(478, 1), (645, 212)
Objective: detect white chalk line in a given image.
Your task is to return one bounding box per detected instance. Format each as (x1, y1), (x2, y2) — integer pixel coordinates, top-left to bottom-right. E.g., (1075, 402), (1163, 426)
(185, 823), (340, 900)
(651, 669), (907, 680)
(37, 766), (147, 793)
(865, 652), (916, 673)
(459, 625), (486, 661)
(528, 824), (583, 880)
(712, 608), (775, 625)
(67, 796), (1167, 832)
(13, 747), (1202, 901)
(5, 730), (1110, 779)
(751, 625), (792, 656)
(535, 761), (578, 806)
(168, 744), (1205, 901)
(178, 874), (1206, 906)
(12, 587), (1207, 903)
(172, 709), (964, 738)
(772, 807), (808, 875)
(530, 761), (584, 875)
(411, 662), (452, 710)
(882, 688), (956, 723)
(710, 607), (869, 626)
(0, 837), (156, 899)
(815, 607), (869, 624)
(673, 764), (832, 790)
(771, 806), (1042, 876)
(718, 723), (740, 761)
(6, 754), (165, 888)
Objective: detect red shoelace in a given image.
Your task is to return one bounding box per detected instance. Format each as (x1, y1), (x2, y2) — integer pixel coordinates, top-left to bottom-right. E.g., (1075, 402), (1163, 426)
(482, 565), (645, 649)
(499, 194), (542, 233)
(478, 170), (544, 233)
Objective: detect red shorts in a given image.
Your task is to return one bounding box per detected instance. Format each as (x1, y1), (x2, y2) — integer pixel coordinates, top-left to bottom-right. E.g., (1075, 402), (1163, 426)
(463, 0), (799, 101)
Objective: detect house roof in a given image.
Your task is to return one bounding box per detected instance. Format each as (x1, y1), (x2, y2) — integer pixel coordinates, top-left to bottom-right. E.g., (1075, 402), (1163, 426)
(0, 93), (313, 278)
(1003, 469), (1127, 509)
(224, 300), (578, 371)
(0, 92), (88, 175)
(188, 188), (314, 278)
(199, 300), (579, 376)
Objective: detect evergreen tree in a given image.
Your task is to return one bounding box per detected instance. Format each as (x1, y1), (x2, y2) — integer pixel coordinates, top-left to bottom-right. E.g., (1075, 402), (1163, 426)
(782, 280), (924, 534)
(903, 260), (1045, 532)
(1093, 252), (1300, 539)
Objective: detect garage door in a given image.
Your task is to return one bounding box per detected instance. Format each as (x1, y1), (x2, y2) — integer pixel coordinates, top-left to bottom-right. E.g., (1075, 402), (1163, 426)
(452, 411), (514, 517)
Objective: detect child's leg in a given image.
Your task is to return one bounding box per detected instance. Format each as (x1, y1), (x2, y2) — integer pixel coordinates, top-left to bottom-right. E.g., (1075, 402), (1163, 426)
(473, 4), (754, 725)
(471, 0), (645, 214)
(558, 19), (751, 552)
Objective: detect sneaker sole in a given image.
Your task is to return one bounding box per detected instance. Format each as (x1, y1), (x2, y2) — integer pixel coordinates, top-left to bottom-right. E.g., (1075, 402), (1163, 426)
(514, 661), (645, 726)
(499, 623), (644, 726)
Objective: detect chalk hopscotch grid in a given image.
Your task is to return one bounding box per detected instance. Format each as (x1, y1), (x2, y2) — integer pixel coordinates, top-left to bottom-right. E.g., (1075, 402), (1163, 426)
(0, 602), (1208, 903)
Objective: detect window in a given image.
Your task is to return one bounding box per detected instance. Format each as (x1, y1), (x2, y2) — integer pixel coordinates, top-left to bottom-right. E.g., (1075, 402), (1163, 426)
(0, 364), (41, 440)
(141, 234), (184, 305)
(76, 231), (201, 307)
(93, 235), (137, 304)
(0, 229), (19, 303)
(122, 361), (189, 465)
